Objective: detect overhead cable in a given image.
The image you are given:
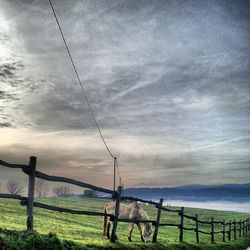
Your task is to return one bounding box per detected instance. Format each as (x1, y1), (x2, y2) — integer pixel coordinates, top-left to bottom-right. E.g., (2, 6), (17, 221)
(48, 0), (115, 159)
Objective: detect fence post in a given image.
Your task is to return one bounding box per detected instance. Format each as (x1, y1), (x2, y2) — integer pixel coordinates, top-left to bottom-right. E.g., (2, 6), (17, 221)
(195, 214), (199, 243)
(222, 219), (225, 242)
(233, 219), (236, 240)
(211, 217), (214, 243)
(111, 186), (122, 242)
(27, 156), (36, 230)
(243, 220), (245, 236)
(228, 220), (231, 241)
(239, 220), (241, 237)
(179, 207), (184, 242)
(152, 198), (163, 243)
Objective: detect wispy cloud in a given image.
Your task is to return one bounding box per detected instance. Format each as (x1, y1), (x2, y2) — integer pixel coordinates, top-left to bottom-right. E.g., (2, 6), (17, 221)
(0, 0), (249, 187)
(188, 136), (250, 152)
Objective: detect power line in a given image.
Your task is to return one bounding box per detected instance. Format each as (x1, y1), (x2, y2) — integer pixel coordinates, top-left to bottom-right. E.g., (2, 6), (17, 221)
(47, 0), (115, 159)
(48, 0), (124, 190)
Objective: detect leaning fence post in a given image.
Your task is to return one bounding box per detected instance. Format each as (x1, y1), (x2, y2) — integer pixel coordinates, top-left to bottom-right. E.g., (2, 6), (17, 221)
(233, 219), (236, 240)
(222, 219), (225, 242)
(179, 207), (184, 242)
(27, 156), (36, 230)
(195, 214), (199, 243)
(228, 220), (231, 241)
(211, 217), (214, 243)
(111, 186), (122, 242)
(152, 198), (163, 243)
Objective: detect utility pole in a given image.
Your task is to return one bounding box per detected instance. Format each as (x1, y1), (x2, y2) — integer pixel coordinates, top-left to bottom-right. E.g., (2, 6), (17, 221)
(113, 157), (116, 192)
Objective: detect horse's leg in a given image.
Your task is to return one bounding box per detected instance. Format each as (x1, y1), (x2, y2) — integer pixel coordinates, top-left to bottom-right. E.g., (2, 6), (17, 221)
(137, 223), (145, 242)
(107, 221), (111, 239)
(128, 223), (134, 242)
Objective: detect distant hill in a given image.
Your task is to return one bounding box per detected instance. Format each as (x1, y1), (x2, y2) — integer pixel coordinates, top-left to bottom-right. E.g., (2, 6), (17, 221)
(122, 183), (250, 202)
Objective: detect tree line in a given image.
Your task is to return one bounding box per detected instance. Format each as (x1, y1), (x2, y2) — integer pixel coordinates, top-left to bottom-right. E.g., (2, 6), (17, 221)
(0, 179), (71, 198)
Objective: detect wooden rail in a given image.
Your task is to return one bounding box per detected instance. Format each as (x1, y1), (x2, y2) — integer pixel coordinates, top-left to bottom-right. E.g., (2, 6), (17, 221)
(0, 193), (27, 200)
(159, 206), (181, 213)
(116, 218), (156, 224)
(121, 196), (158, 205)
(20, 200), (114, 217)
(0, 160), (28, 169)
(25, 169), (115, 195)
(0, 156), (249, 244)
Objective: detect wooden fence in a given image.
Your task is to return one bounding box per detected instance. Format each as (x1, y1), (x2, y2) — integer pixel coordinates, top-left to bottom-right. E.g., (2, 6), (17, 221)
(0, 156), (249, 243)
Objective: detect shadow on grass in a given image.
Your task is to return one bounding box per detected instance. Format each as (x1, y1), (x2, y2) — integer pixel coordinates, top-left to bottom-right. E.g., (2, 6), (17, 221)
(0, 228), (249, 250)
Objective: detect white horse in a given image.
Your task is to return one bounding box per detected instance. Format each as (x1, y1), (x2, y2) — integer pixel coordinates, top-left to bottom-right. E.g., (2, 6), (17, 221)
(103, 201), (152, 242)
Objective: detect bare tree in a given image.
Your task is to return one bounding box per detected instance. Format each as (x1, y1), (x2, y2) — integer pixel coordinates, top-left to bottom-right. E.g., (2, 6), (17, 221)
(35, 179), (48, 198)
(6, 180), (23, 195)
(53, 186), (70, 198)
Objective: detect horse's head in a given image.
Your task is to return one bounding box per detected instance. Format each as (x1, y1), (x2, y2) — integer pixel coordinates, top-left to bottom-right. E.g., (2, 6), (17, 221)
(142, 222), (152, 243)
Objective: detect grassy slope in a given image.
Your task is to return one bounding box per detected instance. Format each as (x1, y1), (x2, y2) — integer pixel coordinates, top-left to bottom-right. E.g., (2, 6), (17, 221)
(0, 198), (249, 249)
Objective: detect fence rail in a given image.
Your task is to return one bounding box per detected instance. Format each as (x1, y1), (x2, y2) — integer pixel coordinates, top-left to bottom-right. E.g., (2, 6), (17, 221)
(0, 193), (27, 200)
(121, 196), (158, 205)
(0, 156), (249, 244)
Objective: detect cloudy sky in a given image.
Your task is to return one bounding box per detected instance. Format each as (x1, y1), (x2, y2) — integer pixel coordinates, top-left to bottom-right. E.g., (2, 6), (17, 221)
(0, 0), (249, 192)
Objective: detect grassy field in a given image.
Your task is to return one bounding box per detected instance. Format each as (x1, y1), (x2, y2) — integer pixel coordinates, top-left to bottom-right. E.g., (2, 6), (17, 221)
(0, 197), (250, 249)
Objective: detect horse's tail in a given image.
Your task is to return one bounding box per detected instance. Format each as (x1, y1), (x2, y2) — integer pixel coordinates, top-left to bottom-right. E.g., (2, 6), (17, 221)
(103, 203), (108, 236)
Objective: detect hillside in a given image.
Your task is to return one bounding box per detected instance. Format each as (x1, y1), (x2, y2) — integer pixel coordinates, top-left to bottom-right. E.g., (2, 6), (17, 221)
(123, 183), (250, 202)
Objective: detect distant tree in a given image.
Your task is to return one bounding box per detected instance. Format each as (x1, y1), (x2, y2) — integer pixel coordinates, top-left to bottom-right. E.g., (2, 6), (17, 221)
(53, 186), (70, 198)
(35, 179), (48, 198)
(83, 189), (96, 198)
(6, 180), (23, 195)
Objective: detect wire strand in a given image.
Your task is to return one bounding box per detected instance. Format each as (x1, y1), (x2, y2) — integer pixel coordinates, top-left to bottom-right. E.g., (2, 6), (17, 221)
(48, 0), (115, 159)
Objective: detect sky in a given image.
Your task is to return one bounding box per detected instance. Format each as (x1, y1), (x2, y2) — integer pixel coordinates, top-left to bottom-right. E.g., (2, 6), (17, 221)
(0, 0), (249, 192)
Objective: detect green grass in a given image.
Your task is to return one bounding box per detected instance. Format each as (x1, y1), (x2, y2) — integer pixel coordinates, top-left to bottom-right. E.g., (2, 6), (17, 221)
(0, 197), (249, 249)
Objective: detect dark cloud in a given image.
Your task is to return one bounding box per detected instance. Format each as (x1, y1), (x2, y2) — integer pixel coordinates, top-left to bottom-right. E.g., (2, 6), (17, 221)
(0, 90), (19, 101)
(0, 122), (13, 128)
(0, 0), (250, 187)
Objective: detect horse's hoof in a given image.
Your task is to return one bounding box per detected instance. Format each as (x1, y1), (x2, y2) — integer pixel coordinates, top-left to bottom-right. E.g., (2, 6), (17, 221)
(128, 237), (132, 242)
